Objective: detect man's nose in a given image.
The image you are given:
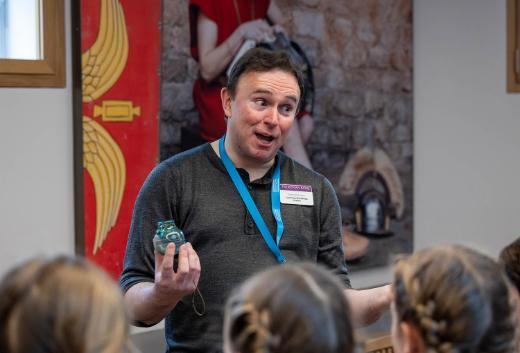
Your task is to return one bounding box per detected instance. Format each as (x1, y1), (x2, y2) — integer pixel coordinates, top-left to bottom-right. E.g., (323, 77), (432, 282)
(263, 107), (279, 126)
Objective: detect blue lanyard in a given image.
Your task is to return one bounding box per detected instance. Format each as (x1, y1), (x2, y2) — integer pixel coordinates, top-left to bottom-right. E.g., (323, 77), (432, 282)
(219, 136), (286, 263)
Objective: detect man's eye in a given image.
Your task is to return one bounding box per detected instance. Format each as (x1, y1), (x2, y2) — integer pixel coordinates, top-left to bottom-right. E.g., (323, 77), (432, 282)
(280, 104), (295, 115)
(254, 98), (267, 106)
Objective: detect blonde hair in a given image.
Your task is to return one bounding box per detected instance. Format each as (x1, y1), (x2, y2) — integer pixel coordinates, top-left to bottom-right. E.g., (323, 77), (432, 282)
(224, 263), (354, 353)
(0, 256), (130, 353)
(393, 245), (518, 353)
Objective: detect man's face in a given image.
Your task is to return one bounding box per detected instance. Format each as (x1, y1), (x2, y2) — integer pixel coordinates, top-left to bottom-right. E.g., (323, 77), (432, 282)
(222, 69), (300, 164)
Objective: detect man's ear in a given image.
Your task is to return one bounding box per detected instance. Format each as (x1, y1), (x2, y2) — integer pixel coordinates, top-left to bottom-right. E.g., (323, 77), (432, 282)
(221, 87), (232, 118)
(399, 321), (426, 353)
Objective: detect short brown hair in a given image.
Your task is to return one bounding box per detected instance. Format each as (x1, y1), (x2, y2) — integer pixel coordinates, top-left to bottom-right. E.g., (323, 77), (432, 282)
(226, 48), (306, 112)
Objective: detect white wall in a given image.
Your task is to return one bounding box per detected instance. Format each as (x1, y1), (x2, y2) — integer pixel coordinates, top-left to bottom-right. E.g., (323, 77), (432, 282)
(0, 0), (517, 289)
(0, 0), (74, 273)
(414, 1), (520, 252)
(415, 0), (520, 245)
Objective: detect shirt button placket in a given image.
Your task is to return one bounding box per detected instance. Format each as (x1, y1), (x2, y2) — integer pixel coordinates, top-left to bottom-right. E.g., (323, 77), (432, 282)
(246, 184), (255, 234)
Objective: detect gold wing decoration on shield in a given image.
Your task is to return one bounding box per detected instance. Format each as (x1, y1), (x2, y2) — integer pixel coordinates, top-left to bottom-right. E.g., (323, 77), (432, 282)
(83, 116), (126, 254)
(82, 0), (129, 103)
(82, 0), (132, 254)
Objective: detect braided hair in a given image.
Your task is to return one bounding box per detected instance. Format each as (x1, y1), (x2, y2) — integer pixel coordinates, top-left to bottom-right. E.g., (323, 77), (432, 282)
(393, 245), (518, 353)
(224, 263), (354, 353)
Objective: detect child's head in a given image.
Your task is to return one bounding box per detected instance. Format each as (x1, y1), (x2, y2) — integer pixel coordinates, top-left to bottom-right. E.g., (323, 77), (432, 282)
(392, 245), (517, 353)
(500, 237), (520, 293)
(0, 256), (130, 353)
(224, 263), (354, 353)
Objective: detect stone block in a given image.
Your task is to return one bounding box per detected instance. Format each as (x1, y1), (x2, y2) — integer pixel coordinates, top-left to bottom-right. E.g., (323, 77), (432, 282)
(356, 18), (377, 46)
(390, 124), (411, 142)
(323, 66), (348, 90)
(163, 0), (188, 28)
(293, 10), (325, 38)
(365, 89), (385, 113)
(187, 58), (199, 80)
(381, 71), (401, 92)
(368, 45), (390, 68)
(374, 116), (392, 142)
(300, 0), (320, 7)
(159, 120), (181, 146)
(351, 121), (375, 147)
(332, 18), (353, 42)
(161, 82), (194, 113)
(311, 122), (330, 145)
(391, 46), (411, 72)
(292, 36), (319, 67)
(329, 128), (351, 150)
(334, 92), (364, 117)
(342, 39), (368, 69)
(162, 52), (189, 83)
(163, 25), (190, 55)
(401, 142), (413, 158)
(388, 96), (411, 124)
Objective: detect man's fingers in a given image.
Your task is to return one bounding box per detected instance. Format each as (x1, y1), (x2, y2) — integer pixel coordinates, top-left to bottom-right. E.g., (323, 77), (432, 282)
(154, 248), (164, 272)
(273, 24), (285, 34)
(156, 242), (200, 296)
(160, 243), (176, 278)
(175, 244), (190, 280)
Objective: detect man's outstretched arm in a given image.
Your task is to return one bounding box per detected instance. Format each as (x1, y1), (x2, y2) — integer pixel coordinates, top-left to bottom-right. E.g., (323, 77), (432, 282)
(345, 284), (393, 327)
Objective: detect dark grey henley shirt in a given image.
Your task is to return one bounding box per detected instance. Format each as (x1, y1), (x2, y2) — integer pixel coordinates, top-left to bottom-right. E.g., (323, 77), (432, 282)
(120, 143), (350, 353)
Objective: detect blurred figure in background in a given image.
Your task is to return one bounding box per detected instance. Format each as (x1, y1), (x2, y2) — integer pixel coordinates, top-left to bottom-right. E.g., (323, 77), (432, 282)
(189, 0), (313, 168)
(189, 0), (369, 261)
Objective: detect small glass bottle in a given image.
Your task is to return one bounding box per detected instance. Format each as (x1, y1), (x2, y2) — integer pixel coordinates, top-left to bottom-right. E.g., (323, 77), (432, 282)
(153, 220), (186, 255)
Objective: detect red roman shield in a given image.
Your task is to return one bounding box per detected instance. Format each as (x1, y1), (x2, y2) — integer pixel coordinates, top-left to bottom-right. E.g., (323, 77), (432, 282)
(80, 0), (160, 278)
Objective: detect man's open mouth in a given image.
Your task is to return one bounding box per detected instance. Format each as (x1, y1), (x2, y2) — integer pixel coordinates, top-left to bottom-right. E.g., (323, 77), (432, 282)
(255, 132), (275, 142)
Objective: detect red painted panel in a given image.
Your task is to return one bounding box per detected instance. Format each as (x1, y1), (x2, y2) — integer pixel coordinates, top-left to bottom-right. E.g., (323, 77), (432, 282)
(81, 0), (160, 278)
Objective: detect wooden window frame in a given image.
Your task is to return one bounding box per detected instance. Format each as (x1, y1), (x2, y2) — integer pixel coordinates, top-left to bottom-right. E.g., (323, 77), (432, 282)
(0, 0), (65, 88)
(507, 0), (520, 92)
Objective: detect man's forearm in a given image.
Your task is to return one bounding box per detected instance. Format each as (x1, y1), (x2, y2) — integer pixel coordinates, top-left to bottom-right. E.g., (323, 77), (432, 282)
(124, 282), (182, 326)
(345, 285), (392, 327)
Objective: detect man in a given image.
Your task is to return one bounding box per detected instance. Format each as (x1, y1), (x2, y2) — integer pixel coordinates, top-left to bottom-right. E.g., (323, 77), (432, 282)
(120, 48), (391, 353)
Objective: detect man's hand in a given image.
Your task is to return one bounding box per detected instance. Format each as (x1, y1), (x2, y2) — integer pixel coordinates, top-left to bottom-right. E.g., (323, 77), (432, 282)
(272, 24), (286, 35)
(154, 242), (201, 303)
(123, 242), (201, 326)
(239, 19), (274, 43)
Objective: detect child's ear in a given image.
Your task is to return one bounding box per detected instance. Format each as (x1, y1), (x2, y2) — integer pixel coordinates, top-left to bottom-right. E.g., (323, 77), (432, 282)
(400, 321), (427, 353)
(221, 88), (232, 118)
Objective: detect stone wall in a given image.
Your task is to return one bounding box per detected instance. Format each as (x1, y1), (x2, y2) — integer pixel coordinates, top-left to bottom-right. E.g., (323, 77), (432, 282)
(161, 0), (413, 270)
(160, 0), (197, 159)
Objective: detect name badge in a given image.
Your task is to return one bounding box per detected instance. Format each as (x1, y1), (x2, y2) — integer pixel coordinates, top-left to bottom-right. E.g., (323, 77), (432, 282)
(280, 184), (314, 206)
